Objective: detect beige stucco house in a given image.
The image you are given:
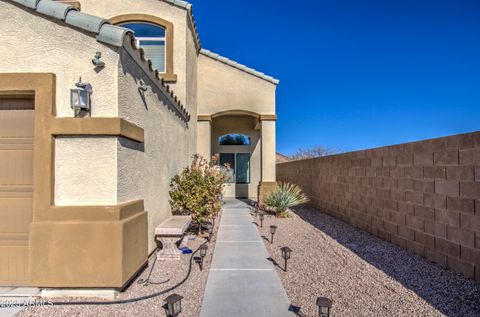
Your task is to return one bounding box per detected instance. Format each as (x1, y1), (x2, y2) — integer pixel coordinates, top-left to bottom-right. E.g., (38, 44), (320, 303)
(0, 0), (278, 289)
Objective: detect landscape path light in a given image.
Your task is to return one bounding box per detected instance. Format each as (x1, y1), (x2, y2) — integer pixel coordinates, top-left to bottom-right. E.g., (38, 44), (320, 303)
(198, 244), (208, 270)
(270, 225), (277, 244)
(316, 297), (333, 317)
(164, 293), (183, 317)
(280, 246), (292, 272)
(207, 226), (213, 242)
(259, 213), (265, 227)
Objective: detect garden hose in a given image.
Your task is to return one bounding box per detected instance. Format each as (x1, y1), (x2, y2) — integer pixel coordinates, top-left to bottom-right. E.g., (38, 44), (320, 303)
(136, 252), (170, 286)
(49, 240), (207, 306)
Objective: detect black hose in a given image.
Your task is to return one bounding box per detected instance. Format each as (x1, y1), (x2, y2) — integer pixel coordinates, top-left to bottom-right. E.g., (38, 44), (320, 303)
(136, 253), (170, 286)
(50, 241), (207, 306)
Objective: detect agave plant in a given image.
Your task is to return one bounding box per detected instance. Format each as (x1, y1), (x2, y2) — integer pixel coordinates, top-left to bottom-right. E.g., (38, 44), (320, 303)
(264, 182), (309, 217)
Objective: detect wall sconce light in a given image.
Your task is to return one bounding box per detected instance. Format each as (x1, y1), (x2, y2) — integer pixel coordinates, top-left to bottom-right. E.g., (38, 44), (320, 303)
(280, 246), (292, 272)
(316, 297), (333, 317)
(259, 213), (265, 228)
(164, 293), (183, 317)
(92, 52), (105, 67)
(270, 225), (277, 244)
(70, 78), (92, 111)
(138, 79), (148, 92)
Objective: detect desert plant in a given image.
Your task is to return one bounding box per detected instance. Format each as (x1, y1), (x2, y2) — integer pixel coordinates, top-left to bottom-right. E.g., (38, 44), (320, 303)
(169, 154), (228, 234)
(264, 182), (309, 217)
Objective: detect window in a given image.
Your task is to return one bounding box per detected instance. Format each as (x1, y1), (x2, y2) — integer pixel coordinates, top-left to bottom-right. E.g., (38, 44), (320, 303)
(219, 153), (251, 184)
(219, 134), (251, 145)
(120, 22), (166, 73)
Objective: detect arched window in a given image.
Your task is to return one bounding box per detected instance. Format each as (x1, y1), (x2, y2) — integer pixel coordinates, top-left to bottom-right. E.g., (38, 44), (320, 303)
(119, 22), (166, 73)
(219, 134), (251, 146)
(110, 14), (176, 82)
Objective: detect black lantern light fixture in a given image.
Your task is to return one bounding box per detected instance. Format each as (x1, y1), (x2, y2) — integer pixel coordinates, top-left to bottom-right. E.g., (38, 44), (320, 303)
(269, 225), (277, 244)
(207, 226), (213, 242)
(164, 293), (183, 317)
(70, 78), (92, 112)
(280, 246), (292, 272)
(316, 297), (333, 317)
(199, 244), (208, 258)
(196, 244), (208, 270)
(259, 213), (265, 227)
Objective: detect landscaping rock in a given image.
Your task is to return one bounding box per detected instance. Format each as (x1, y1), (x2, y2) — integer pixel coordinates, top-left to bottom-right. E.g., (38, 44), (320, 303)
(258, 206), (480, 317)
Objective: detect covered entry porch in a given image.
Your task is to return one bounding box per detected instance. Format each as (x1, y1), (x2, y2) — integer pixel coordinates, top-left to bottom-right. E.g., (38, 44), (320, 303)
(197, 111), (276, 201)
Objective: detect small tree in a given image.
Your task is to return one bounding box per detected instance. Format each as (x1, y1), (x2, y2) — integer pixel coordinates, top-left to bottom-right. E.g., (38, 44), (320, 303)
(264, 182), (309, 217)
(169, 155), (228, 234)
(289, 145), (338, 161)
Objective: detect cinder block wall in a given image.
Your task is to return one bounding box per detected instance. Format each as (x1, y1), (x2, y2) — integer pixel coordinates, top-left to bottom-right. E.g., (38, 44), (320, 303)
(277, 132), (480, 281)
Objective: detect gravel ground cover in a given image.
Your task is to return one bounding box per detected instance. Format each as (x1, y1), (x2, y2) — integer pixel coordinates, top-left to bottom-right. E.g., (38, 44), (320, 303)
(18, 215), (221, 317)
(257, 206), (480, 317)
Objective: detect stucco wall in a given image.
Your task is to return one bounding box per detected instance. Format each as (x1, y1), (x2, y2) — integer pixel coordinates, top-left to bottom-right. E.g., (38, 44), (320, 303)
(117, 43), (195, 252)
(211, 116), (261, 198)
(197, 54), (276, 116)
(55, 137), (118, 205)
(0, 2), (119, 118)
(79, 0), (196, 110)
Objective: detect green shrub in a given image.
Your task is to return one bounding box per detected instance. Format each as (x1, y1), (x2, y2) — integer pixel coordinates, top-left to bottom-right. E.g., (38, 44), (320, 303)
(169, 154), (228, 234)
(264, 182), (309, 217)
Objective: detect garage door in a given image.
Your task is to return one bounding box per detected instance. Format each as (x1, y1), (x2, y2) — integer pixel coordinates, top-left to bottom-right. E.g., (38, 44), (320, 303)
(0, 97), (34, 286)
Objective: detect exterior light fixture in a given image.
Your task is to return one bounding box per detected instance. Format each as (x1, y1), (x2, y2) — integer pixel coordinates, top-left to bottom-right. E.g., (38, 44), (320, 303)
(164, 293), (183, 317)
(316, 297), (333, 317)
(280, 246), (292, 272)
(70, 78), (92, 111)
(269, 225), (277, 244)
(195, 244), (208, 271)
(138, 79), (148, 92)
(259, 213), (265, 227)
(207, 226), (213, 242)
(92, 51), (105, 67)
(199, 244), (208, 258)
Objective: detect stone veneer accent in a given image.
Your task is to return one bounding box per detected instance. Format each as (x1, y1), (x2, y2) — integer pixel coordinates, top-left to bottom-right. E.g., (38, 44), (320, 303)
(277, 131), (480, 282)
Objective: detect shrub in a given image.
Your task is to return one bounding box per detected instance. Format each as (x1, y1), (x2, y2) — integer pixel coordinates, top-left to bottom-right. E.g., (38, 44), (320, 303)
(169, 154), (228, 234)
(264, 182), (309, 217)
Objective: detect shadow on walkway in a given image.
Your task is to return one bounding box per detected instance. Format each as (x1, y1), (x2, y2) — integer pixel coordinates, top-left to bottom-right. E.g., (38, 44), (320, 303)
(293, 206), (480, 317)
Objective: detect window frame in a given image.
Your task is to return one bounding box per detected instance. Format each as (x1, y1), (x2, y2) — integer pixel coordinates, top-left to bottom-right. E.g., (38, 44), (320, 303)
(134, 35), (167, 73)
(109, 14), (177, 83)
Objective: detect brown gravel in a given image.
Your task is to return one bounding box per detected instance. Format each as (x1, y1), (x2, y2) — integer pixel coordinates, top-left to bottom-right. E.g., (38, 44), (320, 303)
(258, 206), (480, 317)
(18, 215), (220, 317)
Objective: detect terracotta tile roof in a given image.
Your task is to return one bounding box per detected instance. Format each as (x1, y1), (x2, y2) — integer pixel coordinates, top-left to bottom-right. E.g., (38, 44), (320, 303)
(9, 0), (190, 123)
(161, 0), (201, 51)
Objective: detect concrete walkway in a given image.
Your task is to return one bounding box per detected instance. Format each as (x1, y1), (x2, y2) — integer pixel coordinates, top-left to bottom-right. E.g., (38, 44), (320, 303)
(200, 199), (294, 317)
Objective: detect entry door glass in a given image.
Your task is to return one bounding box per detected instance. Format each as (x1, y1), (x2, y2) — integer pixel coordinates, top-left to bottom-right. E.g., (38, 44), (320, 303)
(236, 153), (250, 184)
(220, 153), (235, 183)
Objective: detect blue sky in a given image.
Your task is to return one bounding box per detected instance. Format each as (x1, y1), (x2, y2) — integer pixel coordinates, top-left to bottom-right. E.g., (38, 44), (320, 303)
(190, 0), (480, 155)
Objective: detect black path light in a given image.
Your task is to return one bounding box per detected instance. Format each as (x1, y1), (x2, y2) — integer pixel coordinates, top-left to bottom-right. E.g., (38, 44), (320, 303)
(198, 244), (208, 270)
(259, 213), (265, 227)
(316, 297), (333, 317)
(269, 225), (277, 244)
(207, 226), (213, 242)
(164, 293), (183, 317)
(280, 246), (292, 272)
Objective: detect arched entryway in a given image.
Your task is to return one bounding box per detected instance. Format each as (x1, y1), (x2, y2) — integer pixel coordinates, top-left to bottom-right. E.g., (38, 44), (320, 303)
(197, 110), (276, 201)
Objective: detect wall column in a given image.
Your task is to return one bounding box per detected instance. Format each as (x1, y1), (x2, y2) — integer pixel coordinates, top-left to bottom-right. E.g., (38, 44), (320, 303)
(259, 116), (277, 203)
(197, 115), (212, 159)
